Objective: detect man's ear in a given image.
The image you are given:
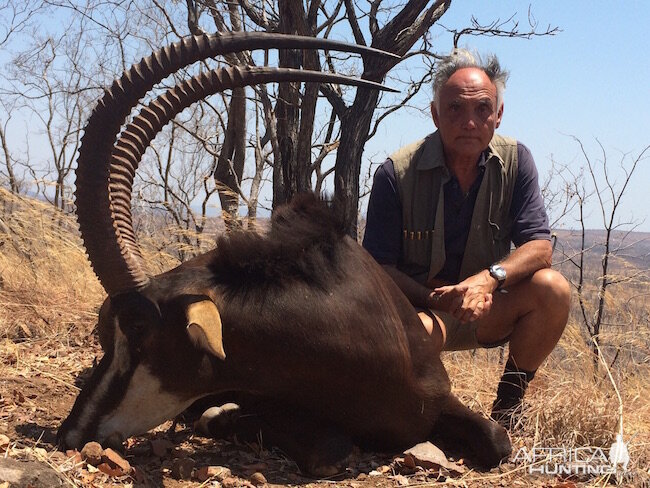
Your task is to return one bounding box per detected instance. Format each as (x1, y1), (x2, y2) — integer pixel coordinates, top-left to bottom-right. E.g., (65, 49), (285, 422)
(430, 101), (440, 128)
(495, 102), (504, 128)
(185, 297), (226, 360)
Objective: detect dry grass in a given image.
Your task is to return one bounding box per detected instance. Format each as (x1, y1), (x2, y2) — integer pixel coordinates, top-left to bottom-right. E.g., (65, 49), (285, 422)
(0, 188), (103, 342)
(444, 304), (650, 486)
(1, 187), (649, 487)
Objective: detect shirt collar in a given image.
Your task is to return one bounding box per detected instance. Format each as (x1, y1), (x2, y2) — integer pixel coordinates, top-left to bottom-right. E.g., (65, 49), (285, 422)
(417, 130), (504, 171)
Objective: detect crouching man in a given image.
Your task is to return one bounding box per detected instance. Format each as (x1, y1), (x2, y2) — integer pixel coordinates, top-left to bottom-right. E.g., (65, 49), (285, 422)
(363, 48), (571, 427)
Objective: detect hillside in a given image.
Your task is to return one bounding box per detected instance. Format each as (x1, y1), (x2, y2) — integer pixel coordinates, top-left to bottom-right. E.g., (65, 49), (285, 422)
(0, 188), (649, 487)
(554, 229), (650, 271)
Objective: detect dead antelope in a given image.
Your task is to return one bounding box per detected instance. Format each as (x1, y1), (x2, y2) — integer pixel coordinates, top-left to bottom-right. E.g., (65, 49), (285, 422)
(58, 32), (511, 476)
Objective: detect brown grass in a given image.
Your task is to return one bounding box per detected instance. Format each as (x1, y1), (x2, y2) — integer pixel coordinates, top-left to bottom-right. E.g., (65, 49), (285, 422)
(1, 187), (648, 487)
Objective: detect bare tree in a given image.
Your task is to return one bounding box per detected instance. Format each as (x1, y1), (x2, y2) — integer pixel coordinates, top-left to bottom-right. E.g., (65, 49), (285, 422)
(332, 1), (559, 236)
(554, 138), (650, 370)
(0, 112), (19, 194)
(138, 115), (220, 261)
(0, 0), (46, 194)
(1, 10), (107, 210)
(0, 0), (558, 243)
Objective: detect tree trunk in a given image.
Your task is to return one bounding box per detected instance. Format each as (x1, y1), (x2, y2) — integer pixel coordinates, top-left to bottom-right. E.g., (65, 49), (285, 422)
(0, 124), (18, 193)
(273, 0), (319, 208)
(333, 0), (452, 237)
(212, 1), (248, 230)
(335, 88), (381, 238)
(215, 87), (247, 230)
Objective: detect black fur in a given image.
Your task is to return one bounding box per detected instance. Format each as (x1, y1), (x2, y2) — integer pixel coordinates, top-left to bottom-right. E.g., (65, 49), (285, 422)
(209, 193), (346, 291)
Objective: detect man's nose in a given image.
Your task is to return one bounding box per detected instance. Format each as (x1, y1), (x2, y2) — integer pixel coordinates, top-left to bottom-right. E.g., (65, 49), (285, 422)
(462, 116), (477, 130)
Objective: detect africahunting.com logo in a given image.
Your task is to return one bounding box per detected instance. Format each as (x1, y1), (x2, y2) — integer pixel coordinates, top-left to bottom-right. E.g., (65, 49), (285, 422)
(513, 434), (630, 477)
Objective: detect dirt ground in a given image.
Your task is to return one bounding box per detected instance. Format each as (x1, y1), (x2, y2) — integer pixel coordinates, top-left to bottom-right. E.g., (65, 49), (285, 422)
(1, 323), (645, 488)
(0, 329), (480, 487)
(1, 190), (648, 487)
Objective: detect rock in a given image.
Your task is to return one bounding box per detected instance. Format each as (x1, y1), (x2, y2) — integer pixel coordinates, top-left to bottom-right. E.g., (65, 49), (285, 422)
(195, 465), (231, 482)
(97, 462), (124, 477)
(403, 442), (466, 475)
(102, 447), (131, 473)
(249, 471), (267, 486)
(81, 441), (103, 466)
(401, 455), (416, 469)
(391, 474), (410, 486)
(150, 438), (174, 457)
(0, 434), (9, 449)
(32, 447), (48, 458)
(222, 476), (254, 488)
(0, 457), (63, 487)
(171, 457), (196, 480)
(65, 450), (83, 464)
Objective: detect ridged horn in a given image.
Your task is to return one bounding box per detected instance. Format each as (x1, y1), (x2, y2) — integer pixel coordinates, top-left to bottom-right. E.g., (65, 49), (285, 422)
(75, 32), (399, 296)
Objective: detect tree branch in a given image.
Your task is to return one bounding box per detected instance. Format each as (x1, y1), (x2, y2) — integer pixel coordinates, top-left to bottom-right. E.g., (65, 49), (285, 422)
(450, 11), (560, 47)
(319, 84), (347, 119)
(343, 0), (366, 46)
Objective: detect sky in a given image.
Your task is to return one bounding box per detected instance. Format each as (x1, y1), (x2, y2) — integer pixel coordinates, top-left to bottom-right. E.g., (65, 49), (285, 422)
(2, 1), (648, 232)
(363, 0), (650, 232)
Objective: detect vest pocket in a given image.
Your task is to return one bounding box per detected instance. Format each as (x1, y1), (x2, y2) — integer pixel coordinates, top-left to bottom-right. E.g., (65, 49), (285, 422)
(488, 221), (512, 258)
(401, 229), (434, 275)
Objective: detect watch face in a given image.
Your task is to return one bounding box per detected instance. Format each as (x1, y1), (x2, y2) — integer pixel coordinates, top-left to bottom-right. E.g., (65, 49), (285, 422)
(490, 265), (506, 281)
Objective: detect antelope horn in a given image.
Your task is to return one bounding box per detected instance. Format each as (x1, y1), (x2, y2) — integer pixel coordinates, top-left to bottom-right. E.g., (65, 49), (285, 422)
(75, 32), (399, 296)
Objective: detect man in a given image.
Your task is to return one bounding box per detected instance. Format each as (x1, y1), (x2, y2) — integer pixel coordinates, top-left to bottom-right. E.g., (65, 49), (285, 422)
(363, 49), (571, 427)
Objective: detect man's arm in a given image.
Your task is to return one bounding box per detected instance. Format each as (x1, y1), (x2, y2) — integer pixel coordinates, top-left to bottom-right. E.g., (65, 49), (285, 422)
(433, 239), (551, 323)
(489, 239), (552, 289)
(381, 265), (434, 309)
(434, 143), (553, 322)
(362, 161), (402, 265)
(382, 264), (472, 316)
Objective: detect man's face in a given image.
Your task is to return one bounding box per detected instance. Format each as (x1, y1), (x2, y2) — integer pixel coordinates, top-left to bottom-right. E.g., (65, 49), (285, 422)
(431, 67), (503, 162)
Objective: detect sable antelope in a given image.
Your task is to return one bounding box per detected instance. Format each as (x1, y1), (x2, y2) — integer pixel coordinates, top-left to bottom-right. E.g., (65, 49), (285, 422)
(58, 32), (511, 476)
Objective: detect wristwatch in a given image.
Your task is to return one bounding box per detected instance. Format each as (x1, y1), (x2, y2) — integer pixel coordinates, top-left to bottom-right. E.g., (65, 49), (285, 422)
(488, 264), (507, 290)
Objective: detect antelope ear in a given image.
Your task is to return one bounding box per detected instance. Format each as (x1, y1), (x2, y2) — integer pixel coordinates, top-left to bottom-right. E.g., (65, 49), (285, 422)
(186, 299), (226, 360)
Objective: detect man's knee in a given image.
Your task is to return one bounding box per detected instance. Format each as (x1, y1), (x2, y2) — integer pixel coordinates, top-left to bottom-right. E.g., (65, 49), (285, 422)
(530, 268), (571, 316)
(418, 310), (435, 336)
(417, 310), (447, 345)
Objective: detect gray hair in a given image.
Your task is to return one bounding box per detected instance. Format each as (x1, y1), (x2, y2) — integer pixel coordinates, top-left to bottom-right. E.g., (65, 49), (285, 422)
(433, 48), (509, 109)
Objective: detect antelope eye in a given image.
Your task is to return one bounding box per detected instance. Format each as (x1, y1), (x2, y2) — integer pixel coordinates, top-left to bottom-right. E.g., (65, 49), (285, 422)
(122, 319), (148, 334)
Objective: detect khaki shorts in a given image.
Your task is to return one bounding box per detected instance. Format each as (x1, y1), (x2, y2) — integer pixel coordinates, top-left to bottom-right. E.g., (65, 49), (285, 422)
(430, 309), (510, 351)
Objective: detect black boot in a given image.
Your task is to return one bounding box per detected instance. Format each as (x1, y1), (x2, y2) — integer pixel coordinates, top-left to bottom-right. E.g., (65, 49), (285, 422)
(491, 358), (536, 429)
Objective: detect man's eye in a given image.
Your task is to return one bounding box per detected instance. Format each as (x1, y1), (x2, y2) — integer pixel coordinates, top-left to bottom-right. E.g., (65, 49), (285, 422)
(478, 104), (492, 116)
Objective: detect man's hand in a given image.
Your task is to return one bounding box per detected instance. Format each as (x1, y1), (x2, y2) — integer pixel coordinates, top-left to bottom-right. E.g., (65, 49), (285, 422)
(427, 270), (497, 323)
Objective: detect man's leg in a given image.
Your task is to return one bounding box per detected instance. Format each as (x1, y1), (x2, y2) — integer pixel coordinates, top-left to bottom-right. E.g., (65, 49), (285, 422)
(474, 268), (570, 426)
(417, 309), (446, 352)
(425, 268), (570, 426)
(475, 268), (570, 367)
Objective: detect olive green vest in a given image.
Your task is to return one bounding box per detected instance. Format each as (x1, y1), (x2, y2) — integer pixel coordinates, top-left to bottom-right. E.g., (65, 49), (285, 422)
(391, 131), (518, 285)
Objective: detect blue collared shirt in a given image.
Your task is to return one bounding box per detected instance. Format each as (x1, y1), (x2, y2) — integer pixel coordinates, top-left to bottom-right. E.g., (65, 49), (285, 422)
(362, 142), (550, 283)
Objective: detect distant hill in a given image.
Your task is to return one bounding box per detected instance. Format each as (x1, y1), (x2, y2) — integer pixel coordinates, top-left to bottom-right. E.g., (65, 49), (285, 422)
(552, 229), (650, 272)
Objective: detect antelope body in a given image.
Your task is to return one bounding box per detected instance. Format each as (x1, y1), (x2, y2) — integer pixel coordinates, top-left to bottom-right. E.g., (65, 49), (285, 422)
(58, 33), (511, 476)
